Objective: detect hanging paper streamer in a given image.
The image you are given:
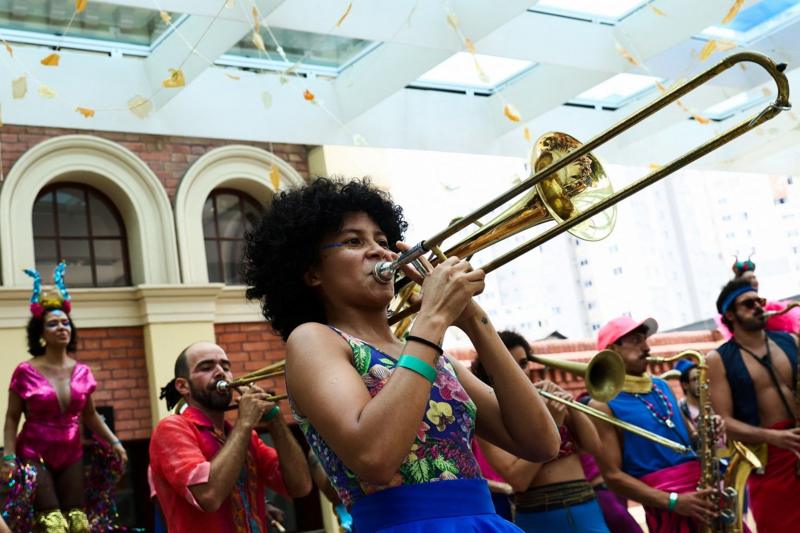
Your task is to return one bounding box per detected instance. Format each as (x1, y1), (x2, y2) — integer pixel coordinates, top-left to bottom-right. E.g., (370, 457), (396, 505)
(615, 42), (640, 66)
(12, 76), (27, 99)
(337, 2), (353, 27)
(225, 73), (240, 80)
(722, 0), (744, 24)
(4, 41), (12, 56)
(159, 11), (171, 24)
(524, 127), (532, 142)
(76, 106), (95, 118)
(503, 103), (521, 122)
(698, 40), (718, 61)
(38, 84), (57, 98)
(303, 89), (316, 102)
(76, 0), (88, 13)
(162, 68), (186, 88)
(128, 95), (152, 118)
(650, 5), (667, 16)
(269, 165), (281, 190)
(252, 32), (267, 53)
(41, 53), (61, 66)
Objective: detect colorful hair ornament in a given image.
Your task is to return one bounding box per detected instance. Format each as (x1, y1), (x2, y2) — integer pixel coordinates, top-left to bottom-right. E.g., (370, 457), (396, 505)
(732, 253), (756, 277)
(23, 261), (72, 318)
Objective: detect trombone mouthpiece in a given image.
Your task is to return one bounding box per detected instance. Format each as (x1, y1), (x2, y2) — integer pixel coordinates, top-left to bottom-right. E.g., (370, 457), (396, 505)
(215, 380), (230, 393)
(371, 241), (428, 284)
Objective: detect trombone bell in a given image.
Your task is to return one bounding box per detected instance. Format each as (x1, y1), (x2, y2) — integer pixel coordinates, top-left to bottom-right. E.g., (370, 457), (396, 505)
(531, 349), (626, 402)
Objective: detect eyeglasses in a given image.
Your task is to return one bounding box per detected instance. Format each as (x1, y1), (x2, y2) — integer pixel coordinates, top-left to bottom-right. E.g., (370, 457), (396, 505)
(737, 297), (766, 310)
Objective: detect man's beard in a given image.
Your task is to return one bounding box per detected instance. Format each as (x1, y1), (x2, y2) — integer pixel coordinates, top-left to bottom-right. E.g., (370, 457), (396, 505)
(735, 312), (766, 332)
(189, 380), (232, 411)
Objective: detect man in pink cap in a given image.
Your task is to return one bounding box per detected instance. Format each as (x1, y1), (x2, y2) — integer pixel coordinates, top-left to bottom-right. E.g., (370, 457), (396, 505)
(589, 316), (718, 533)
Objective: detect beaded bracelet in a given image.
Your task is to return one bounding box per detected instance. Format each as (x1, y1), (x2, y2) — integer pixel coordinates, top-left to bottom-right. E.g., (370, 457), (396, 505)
(397, 354), (437, 384)
(406, 335), (443, 356)
(668, 492), (679, 511)
(262, 405), (281, 422)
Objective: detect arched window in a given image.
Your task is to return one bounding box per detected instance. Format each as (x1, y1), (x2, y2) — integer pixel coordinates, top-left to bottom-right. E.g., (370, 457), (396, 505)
(203, 189), (262, 284)
(33, 184), (131, 287)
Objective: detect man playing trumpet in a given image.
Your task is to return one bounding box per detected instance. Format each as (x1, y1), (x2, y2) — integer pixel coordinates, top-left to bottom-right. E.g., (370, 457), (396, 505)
(589, 316), (718, 532)
(707, 280), (800, 532)
(149, 341), (311, 532)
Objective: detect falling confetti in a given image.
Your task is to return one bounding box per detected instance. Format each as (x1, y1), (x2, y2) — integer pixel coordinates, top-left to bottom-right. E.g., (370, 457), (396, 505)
(4, 42), (13, 56)
(252, 32), (267, 53)
(252, 6), (261, 33)
(128, 95), (152, 118)
(524, 127), (532, 142)
(337, 2), (353, 27)
(159, 11), (171, 24)
(656, 81), (668, 93)
(303, 89), (315, 102)
(649, 163), (663, 171)
(162, 68), (185, 88)
(41, 53), (61, 66)
(474, 59), (491, 84)
(225, 0), (235, 7)
(261, 91), (273, 109)
(38, 84), (57, 98)
(12, 76), (27, 99)
(698, 40), (718, 61)
(717, 39), (737, 51)
(76, 106), (95, 118)
(692, 113), (710, 125)
(503, 103), (521, 122)
(650, 5), (667, 16)
(225, 73), (241, 80)
(76, 0), (88, 13)
(722, 0), (744, 24)
(446, 11), (459, 31)
(269, 165), (281, 189)
(615, 42), (639, 66)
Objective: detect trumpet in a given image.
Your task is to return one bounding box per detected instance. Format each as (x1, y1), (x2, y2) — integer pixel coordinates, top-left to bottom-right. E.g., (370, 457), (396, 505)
(531, 350), (690, 453)
(379, 52), (789, 326)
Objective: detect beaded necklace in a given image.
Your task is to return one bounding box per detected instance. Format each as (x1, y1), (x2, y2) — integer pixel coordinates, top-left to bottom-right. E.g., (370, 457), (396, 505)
(634, 386), (676, 429)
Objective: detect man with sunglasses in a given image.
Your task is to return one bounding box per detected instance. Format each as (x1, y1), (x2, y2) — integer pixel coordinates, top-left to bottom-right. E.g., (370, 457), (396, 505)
(589, 316), (718, 533)
(707, 279), (800, 533)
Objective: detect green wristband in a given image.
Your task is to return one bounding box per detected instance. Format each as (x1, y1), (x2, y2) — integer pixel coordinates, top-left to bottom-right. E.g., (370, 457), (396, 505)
(397, 355), (437, 384)
(262, 405), (281, 422)
(1, 454), (15, 462)
(668, 491), (679, 511)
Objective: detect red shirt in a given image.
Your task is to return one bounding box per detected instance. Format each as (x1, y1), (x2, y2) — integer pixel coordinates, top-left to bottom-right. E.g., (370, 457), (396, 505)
(149, 406), (288, 533)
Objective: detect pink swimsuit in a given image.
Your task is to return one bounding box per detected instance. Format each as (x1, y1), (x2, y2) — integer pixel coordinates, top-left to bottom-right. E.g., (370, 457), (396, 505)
(9, 361), (96, 471)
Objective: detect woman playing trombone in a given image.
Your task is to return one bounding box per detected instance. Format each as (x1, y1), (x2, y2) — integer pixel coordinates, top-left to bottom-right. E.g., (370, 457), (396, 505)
(243, 178), (560, 532)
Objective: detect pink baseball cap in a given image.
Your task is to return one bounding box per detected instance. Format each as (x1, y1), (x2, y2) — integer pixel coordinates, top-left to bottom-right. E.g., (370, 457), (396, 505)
(596, 316), (658, 350)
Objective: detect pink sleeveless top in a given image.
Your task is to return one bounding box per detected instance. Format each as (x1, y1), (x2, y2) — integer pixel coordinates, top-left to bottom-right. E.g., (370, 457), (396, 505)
(10, 361), (96, 471)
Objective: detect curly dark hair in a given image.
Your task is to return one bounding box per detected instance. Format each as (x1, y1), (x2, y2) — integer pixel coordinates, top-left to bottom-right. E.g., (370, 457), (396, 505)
(243, 177), (408, 340)
(716, 279), (756, 331)
(26, 308), (78, 356)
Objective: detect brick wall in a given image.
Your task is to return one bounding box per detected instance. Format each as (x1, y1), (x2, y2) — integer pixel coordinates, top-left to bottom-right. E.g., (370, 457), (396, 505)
(215, 322), (289, 420)
(0, 125), (311, 197)
(77, 326), (151, 440)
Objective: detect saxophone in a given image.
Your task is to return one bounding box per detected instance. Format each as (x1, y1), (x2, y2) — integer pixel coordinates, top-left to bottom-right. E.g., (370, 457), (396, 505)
(647, 350), (761, 533)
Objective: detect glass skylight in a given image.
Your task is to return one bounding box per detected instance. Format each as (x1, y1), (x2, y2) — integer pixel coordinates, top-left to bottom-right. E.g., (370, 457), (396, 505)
(532, 0), (648, 22)
(703, 91), (771, 121)
(0, 1), (174, 49)
(571, 73), (661, 109)
(414, 52), (535, 92)
(700, 0), (800, 44)
(224, 27), (377, 74)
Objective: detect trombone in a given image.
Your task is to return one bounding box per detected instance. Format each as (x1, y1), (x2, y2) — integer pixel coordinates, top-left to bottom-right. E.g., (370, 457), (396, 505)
(530, 350), (691, 454)
(378, 52), (790, 325)
(763, 301), (800, 319)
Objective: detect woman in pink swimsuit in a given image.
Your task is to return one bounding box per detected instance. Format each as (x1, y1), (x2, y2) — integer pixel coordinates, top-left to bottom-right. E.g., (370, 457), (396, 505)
(1, 264), (127, 532)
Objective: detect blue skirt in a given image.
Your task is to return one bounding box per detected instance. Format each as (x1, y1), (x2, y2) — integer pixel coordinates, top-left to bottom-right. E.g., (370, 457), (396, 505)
(515, 499), (610, 533)
(350, 478), (522, 532)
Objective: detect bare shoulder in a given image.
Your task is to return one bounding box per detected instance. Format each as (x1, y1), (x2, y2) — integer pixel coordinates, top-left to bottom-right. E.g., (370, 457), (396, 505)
(705, 349), (722, 364)
(588, 399), (612, 415)
(285, 322), (352, 373)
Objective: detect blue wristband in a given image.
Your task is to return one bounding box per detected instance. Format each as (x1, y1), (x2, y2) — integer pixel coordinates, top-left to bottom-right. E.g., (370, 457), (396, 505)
(397, 355), (437, 384)
(262, 405), (281, 422)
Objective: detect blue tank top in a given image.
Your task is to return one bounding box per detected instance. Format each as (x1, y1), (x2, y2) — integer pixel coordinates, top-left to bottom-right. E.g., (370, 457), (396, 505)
(607, 377), (696, 478)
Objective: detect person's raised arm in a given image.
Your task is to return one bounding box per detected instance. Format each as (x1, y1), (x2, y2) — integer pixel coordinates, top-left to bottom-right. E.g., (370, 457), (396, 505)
(589, 400), (716, 523)
(476, 436), (543, 493)
(449, 304), (560, 462)
(287, 257), (479, 485)
(189, 386), (272, 511)
(261, 410), (312, 497)
(706, 350), (800, 452)
(1, 391), (23, 480)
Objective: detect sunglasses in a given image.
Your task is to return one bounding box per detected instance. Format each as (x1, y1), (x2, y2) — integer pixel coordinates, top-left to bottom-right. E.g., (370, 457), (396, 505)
(737, 297), (766, 310)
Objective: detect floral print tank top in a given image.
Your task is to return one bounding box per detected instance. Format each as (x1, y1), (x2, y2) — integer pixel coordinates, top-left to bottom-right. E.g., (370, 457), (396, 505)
(292, 327), (482, 508)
